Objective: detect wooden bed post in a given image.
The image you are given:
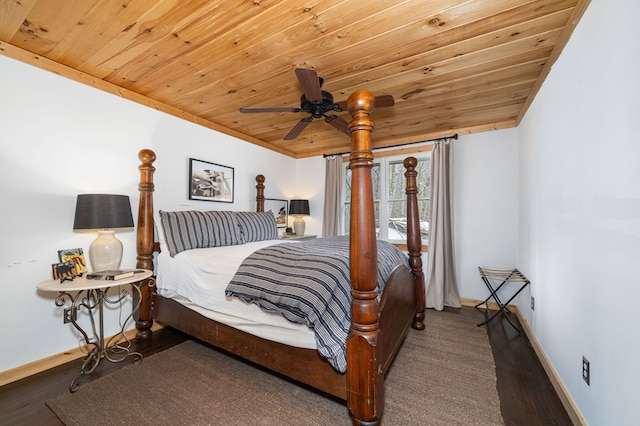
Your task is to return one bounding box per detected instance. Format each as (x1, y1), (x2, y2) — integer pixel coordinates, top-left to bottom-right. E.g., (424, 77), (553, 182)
(404, 157), (426, 330)
(256, 174), (265, 212)
(346, 90), (383, 425)
(135, 149), (156, 340)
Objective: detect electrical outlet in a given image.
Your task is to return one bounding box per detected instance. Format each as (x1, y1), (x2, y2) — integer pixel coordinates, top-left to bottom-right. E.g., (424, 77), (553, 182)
(531, 296), (535, 311)
(582, 356), (590, 386)
(63, 308), (75, 324)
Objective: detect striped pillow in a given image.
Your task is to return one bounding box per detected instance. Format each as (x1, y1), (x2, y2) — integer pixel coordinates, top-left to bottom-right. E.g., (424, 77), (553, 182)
(202, 210), (241, 247)
(159, 210), (241, 257)
(236, 211), (279, 243)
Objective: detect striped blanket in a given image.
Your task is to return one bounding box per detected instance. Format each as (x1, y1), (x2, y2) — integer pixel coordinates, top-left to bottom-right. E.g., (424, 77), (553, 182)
(224, 236), (408, 372)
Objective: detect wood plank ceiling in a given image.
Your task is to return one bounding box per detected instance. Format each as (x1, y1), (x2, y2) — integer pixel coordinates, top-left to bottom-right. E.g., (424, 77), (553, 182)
(0, 0), (590, 158)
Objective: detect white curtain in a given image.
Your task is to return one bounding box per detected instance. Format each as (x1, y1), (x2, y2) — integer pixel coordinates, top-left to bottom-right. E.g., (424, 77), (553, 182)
(426, 141), (461, 310)
(322, 156), (343, 237)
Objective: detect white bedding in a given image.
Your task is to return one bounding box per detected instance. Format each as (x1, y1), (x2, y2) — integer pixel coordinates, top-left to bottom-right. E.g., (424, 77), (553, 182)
(156, 239), (317, 349)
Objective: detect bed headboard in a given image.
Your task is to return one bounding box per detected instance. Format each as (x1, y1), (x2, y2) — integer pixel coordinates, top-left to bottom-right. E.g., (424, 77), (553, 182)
(255, 174), (265, 213)
(132, 153), (269, 340)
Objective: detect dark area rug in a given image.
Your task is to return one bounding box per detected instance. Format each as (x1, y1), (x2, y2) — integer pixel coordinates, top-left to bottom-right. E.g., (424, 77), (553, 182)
(46, 309), (503, 425)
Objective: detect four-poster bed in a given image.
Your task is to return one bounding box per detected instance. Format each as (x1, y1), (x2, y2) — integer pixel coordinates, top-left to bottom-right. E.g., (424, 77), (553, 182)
(133, 90), (426, 425)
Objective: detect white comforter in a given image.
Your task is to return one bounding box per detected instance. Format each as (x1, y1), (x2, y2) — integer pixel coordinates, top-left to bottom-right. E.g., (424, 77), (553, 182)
(156, 239), (317, 349)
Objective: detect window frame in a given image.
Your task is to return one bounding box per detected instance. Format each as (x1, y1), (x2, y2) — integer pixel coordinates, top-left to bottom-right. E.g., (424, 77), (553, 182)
(342, 150), (431, 247)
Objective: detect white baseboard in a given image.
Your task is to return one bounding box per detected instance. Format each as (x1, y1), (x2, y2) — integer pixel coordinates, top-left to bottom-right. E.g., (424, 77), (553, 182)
(513, 306), (586, 425)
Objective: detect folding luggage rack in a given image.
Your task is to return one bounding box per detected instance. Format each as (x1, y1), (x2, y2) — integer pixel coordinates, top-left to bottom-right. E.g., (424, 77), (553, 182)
(475, 267), (530, 332)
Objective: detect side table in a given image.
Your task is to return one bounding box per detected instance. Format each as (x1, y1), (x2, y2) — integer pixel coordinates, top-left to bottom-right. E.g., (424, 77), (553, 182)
(37, 269), (153, 392)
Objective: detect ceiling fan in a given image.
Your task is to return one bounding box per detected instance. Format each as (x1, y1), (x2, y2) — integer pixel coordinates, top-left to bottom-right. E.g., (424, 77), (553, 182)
(239, 68), (395, 140)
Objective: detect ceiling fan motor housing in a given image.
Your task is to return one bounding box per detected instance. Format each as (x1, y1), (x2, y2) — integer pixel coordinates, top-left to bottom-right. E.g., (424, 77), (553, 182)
(300, 91), (334, 118)
(239, 69), (392, 140)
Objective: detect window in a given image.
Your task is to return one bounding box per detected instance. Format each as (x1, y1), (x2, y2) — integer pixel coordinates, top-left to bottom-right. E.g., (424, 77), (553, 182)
(343, 153), (431, 243)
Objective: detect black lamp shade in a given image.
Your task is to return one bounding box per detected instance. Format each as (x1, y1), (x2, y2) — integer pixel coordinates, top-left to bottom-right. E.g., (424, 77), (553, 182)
(289, 199), (310, 216)
(73, 194), (135, 230)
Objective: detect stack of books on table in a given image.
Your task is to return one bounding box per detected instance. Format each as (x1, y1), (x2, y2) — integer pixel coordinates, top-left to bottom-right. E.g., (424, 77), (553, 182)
(86, 269), (143, 281)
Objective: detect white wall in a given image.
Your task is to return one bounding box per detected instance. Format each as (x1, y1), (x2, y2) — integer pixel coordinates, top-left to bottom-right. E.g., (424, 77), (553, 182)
(517, 0), (640, 423)
(293, 157), (325, 236)
(0, 54), (295, 372)
(454, 129), (519, 300)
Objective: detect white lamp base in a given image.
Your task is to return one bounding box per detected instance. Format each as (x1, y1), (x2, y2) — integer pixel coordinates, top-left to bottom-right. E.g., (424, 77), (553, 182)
(293, 216), (306, 236)
(89, 230), (123, 271)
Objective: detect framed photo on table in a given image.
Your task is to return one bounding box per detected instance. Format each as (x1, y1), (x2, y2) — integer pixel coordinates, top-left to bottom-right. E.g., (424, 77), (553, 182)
(51, 261), (78, 282)
(189, 158), (234, 203)
(58, 248), (88, 276)
(264, 198), (288, 228)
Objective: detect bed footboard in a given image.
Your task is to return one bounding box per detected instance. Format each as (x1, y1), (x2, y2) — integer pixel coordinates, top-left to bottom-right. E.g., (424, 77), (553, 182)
(404, 156), (426, 331)
(378, 265), (417, 373)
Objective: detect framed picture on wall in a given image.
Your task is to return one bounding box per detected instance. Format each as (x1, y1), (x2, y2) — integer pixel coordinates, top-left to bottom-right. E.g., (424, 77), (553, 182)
(264, 198), (288, 228)
(189, 158), (234, 203)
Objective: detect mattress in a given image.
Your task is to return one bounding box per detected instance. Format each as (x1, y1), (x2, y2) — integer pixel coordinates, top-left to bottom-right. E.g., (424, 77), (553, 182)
(155, 238), (317, 349)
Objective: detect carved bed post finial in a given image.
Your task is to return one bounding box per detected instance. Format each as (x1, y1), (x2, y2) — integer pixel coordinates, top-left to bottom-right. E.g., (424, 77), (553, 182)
(404, 156), (426, 330)
(256, 174), (265, 212)
(345, 89), (383, 425)
(135, 149), (156, 340)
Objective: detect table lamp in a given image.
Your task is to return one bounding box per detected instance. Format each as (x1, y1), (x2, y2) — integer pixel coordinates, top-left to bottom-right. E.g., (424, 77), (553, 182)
(73, 194), (134, 271)
(289, 199), (310, 236)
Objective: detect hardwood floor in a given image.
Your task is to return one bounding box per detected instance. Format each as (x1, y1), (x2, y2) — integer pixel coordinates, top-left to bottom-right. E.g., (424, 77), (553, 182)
(450, 306), (573, 426)
(0, 307), (571, 425)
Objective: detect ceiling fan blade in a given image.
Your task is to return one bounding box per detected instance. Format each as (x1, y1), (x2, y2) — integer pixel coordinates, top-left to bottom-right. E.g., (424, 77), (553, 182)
(240, 107), (301, 113)
(284, 117), (313, 140)
(325, 115), (349, 135)
(295, 68), (322, 101)
(374, 94), (395, 108)
(333, 95), (395, 112)
(333, 100), (347, 112)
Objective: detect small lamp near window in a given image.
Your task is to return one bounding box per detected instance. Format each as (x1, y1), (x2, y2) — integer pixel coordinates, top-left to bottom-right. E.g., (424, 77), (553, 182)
(289, 199), (310, 236)
(73, 194), (134, 272)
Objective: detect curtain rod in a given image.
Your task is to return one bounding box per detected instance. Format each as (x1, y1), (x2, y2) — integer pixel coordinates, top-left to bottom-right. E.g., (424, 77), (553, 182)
(322, 133), (458, 158)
